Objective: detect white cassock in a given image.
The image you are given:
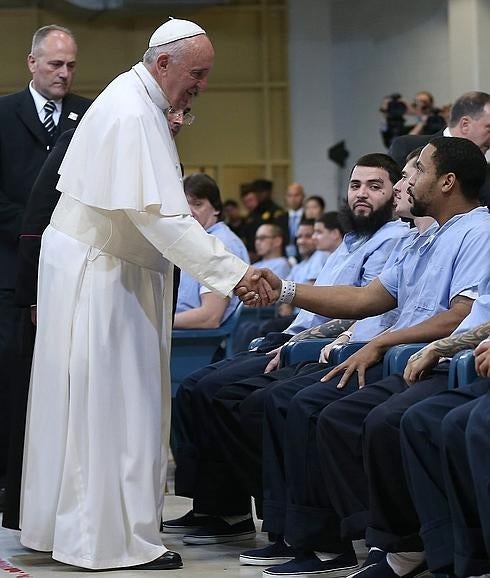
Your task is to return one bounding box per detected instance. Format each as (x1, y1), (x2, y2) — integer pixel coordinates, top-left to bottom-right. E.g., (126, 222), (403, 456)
(19, 62), (248, 569)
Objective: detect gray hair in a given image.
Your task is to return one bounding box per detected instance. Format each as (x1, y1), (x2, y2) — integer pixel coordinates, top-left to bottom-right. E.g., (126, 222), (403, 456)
(143, 37), (189, 65)
(449, 91), (490, 127)
(31, 24), (76, 55)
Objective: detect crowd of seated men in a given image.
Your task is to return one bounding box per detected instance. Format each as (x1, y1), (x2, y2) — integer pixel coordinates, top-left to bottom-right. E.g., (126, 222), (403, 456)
(166, 90), (490, 578)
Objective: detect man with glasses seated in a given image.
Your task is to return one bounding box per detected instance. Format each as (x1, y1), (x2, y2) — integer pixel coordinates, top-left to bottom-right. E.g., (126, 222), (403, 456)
(166, 106), (194, 138)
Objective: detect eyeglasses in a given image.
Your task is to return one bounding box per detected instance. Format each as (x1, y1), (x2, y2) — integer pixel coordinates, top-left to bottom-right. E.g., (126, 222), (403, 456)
(167, 107), (196, 126)
(255, 235), (277, 241)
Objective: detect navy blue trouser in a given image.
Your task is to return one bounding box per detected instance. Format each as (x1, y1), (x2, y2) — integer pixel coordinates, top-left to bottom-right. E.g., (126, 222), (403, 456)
(171, 332), (289, 515)
(0, 289), (23, 482)
(260, 363), (384, 552)
(317, 371), (450, 550)
(466, 390), (490, 558)
(401, 379), (490, 576)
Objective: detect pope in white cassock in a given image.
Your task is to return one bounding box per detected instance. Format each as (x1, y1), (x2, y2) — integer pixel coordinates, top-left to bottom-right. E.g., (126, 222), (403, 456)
(19, 18), (258, 571)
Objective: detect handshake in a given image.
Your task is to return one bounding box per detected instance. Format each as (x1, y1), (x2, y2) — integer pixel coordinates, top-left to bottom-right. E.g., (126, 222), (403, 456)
(233, 266), (295, 307)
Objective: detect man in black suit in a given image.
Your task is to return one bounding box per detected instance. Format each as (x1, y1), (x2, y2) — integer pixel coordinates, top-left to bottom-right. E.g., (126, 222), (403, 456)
(389, 91), (490, 206)
(0, 24), (91, 515)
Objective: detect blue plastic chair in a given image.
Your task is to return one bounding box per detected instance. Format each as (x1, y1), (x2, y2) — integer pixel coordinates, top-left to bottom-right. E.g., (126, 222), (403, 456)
(170, 303), (243, 396)
(448, 349), (477, 388)
(280, 339), (333, 366)
(383, 343), (429, 376)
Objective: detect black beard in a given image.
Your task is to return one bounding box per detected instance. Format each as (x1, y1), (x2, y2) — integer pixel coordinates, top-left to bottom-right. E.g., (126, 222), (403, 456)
(338, 199), (395, 236)
(408, 197), (429, 217)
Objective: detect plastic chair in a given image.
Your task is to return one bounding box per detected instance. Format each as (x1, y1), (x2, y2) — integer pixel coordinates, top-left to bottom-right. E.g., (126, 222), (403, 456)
(279, 339), (333, 366)
(448, 349), (477, 388)
(383, 343), (429, 376)
(170, 303), (243, 396)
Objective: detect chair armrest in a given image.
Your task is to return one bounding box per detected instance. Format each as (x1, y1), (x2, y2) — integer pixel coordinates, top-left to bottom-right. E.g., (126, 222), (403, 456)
(448, 349), (477, 388)
(329, 342), (367, 366)
(280, 339), (333, 366)
(172, 326), (231, 340)
(248, 337), (265, 350)
(383, 343), (429, 377)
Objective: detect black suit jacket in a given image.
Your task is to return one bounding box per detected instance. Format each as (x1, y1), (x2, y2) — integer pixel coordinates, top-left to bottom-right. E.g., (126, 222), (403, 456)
(0, 88), (91, 288)
(389, 129), (490, 207)
(388, 129), (444, 168)
(15, 129), (75, 306)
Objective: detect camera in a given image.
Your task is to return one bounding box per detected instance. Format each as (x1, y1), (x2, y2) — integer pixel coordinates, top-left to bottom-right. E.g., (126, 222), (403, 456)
(380, 94), (408, 148)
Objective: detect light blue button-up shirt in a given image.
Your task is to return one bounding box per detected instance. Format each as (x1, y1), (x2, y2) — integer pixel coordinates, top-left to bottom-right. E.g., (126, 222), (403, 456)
(452, 275), (490, 334)
(297, 250), (330, 283)
(351, 223), (438, 340)
(379, 207), (490, 332)
(254, 256), (291, 278)
(286, 219), (410, 335)
(176, 221), (250, 324)
(287, 251), (330, 315)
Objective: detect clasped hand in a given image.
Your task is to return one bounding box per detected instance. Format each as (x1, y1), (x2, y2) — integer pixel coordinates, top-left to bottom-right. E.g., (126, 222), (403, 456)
(234, 267), (282, 307)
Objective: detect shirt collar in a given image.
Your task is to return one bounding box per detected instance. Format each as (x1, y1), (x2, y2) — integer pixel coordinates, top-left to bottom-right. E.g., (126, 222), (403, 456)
(132, 62), (169, 111)
(343, 232), (368, 252)
(418, 207), (484, 254)
(206, 221), (223, 234)
(443, 127), (453, 137)
(29, 81), (62, 115)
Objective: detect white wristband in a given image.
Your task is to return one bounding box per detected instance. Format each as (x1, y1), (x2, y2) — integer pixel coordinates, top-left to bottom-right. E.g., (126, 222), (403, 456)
(338, 331), (353, 341)
(278, 279), (296, 304)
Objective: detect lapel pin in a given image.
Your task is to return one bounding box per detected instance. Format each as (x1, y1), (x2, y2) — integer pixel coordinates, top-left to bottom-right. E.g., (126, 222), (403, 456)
(68, 112), (79, 121)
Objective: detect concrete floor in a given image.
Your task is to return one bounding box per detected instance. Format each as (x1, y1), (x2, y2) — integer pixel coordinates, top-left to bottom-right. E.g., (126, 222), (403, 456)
(0, 495), (369, 578)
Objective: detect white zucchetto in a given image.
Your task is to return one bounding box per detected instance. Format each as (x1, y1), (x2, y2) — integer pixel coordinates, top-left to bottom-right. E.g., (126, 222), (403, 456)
(148, 17), (206, 47)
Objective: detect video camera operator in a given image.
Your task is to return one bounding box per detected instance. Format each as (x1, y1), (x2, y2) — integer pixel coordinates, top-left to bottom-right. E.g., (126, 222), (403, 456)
(407, 90), (446, 136)
(379, 93), (408, 148)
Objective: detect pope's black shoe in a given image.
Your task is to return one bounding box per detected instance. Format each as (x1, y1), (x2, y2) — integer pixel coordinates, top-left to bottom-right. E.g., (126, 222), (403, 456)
(129, 551), (183, 570)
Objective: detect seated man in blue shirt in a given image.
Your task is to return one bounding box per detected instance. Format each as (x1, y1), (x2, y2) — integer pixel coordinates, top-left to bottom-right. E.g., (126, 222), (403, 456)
(166, 153), (408, 542)
(173, 173), (249, 329)
(253, 223), (291, 278)
(392, 288), (490, 578)
(238, 137), (490, 577)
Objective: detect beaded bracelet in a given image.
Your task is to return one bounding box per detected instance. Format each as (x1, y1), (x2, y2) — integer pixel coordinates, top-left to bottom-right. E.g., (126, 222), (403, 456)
(278, 279), (296, 304)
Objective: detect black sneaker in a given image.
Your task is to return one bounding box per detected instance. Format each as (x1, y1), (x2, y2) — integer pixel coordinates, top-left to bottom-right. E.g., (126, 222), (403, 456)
(262, 551), (359, 577)
(345, 558), (429, 578)
(161, 510), (215, 534)
(360, 549), (386, 569)
(182, 517), (256, 545)
(240, 539), (297, 566)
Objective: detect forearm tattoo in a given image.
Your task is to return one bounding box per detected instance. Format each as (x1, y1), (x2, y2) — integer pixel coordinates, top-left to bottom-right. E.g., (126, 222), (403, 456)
(289, 319), (356, 342)
(430, 320), (490, 357)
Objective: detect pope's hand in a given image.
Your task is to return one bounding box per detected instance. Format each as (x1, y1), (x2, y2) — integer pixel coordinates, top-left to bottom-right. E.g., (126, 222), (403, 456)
(234, 267), (281, 307)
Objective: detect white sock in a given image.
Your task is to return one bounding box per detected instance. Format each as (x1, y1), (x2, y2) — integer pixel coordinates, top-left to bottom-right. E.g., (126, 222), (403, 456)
(313, 551), (341, 562)
(221, 514), (252, 525)
(386, 552), (425, 576)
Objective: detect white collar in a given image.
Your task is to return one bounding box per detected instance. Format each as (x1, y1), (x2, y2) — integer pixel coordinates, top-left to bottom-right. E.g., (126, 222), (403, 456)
(29, 81), (62, 115)
(132, 62), (169, 111)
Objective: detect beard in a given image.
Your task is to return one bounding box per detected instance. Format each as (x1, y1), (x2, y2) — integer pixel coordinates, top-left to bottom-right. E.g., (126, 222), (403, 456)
(338, 198), (395, 236)
(408, 196), (430, 217)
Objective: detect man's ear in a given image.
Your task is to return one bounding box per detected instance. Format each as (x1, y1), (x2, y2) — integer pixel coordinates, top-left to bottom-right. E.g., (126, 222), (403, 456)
(156, 53), (170, 74)
(440, 172), (456, 193)
(458, 115), (471, 136)
(27, 54), (36, 74)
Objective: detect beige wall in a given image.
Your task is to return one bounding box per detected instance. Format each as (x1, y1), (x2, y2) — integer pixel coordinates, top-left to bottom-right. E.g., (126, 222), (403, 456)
(0, 0), (290, 207)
